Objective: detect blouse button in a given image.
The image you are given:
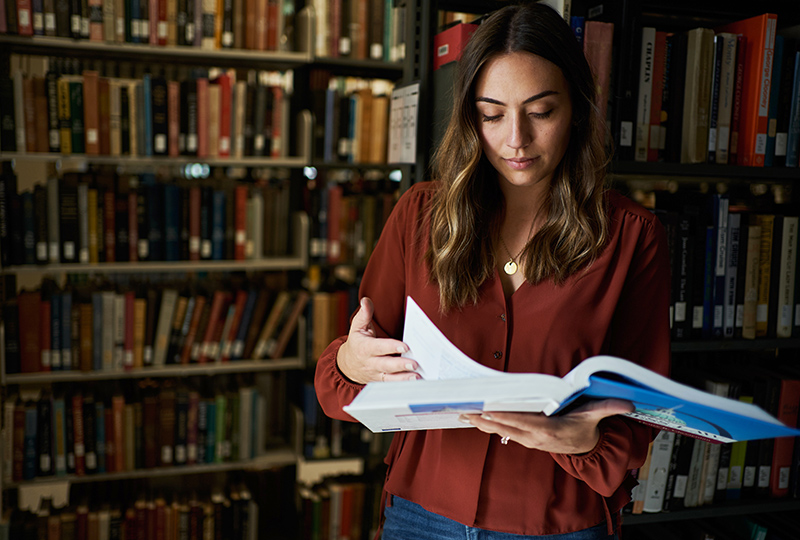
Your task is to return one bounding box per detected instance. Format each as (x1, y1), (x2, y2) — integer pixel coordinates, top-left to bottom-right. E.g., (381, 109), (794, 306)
(500, 313), (506, 322)
(493, 351), (503, 359)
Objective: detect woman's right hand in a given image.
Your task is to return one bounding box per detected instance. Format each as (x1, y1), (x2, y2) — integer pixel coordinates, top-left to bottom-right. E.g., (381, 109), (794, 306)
(336, 297), (420, 384)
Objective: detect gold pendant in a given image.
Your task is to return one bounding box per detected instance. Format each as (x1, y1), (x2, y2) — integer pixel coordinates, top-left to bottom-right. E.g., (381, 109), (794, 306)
(503, 260), (518, 275)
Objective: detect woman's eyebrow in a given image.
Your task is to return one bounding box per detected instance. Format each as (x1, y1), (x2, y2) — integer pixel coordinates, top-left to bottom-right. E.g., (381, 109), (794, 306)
(475, 90), (559, 106)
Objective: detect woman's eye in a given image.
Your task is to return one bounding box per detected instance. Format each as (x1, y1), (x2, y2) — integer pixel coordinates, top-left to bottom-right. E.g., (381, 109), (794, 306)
(482, 114), (502, 123)
(530, 110), (553, 119)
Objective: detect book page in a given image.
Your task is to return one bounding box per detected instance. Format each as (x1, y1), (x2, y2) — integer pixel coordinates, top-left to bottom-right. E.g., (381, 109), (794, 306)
(401, 296), (503, 380)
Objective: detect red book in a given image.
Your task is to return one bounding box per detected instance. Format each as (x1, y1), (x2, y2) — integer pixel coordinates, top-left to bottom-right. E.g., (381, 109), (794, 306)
(22, 75), (37, 152)
(254, 0), (267, 50)
(197, 290), (228, 363)
(216, 72), (232, 158)
(716, 13), (778, 166)
(729, 35), (747, 165)
(71, 393), (86, 476)
(15, 0), (34, 35)
(196, 77), (209, 158)
(266, 0), (278, 50)
(82, 70), (100, 155)
(770, 378), (800, 498)
(269, 289), (310, 359)
(582, 21), (614, 148)
(647, 30), (668, 162)
(168, 80), (180, 157)
(220, 289), (247, 362)
(181, 295), (207, 364)
(234, 184), (247, 260)
(88, 0), (102, 40)
(245, 0), (257, 49)
(39, 294), (51, 371)
(18, 291), (42, 373)
(149, 0), (159, 44)
(157, 0), (167, 45)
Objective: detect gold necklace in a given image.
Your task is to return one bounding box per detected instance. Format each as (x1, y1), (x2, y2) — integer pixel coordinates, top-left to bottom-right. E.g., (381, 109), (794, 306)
(499, 236), (525, 275)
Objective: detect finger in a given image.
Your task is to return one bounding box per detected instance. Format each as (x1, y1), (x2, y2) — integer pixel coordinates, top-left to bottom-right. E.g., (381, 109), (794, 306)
(380, 356), (418, 375)
(350, 297), (376, 336)
(569, 399), (634, 421)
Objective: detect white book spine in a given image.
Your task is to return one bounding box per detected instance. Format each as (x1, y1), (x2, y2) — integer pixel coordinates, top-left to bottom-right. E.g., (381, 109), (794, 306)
(643, 430), (676, 512)
(777, 216), (798, 337)
(635, 27), (656, 162)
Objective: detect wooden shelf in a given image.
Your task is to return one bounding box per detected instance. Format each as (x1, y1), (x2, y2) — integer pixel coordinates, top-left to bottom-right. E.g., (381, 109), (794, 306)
(623, 498), (800, 525)
(610, 160), (800, 181)
(671, 338), (800, 352)
(0, 35), (311, 69)
(6, 448), (297, 489)
(0, 152), (308, 168)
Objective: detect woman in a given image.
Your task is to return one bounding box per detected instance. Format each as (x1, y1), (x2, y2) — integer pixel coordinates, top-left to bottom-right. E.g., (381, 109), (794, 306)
(315, 2), (671, 538)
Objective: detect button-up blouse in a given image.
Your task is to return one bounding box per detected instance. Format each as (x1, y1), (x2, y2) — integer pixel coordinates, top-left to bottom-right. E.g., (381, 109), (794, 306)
(315, 181), (671, 536)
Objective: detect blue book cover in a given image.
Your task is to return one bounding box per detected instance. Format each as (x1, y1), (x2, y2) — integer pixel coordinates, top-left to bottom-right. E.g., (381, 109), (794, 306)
(571, 16), (585, 45)
(163, 183), (180, 261)
(50, 290), (62, 370)
(23, 404), (37, 480)
(52, 396), (67, 476)
(61, 291), (72, 370)
(94, 400), (106, 474)
(32, 0), (44, 35)
(92, 292), (103, 371)
(764, 35), (784, 167)
(232, 289), (257, 359)
(787, 50), (800, 167)
(211, 189), (226, 260)
(129, 0), (141, 43)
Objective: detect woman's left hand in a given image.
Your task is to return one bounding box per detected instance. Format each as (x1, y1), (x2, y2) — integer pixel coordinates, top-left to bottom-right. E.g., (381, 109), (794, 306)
(460, 399), (634, 454)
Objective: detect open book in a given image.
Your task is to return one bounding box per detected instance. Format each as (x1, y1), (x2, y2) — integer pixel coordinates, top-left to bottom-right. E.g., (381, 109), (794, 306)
(343, 297), (800, 443)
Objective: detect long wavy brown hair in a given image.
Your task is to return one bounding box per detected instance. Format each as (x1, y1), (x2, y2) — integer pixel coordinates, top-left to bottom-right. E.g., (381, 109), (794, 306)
(426, 1), (611, 311)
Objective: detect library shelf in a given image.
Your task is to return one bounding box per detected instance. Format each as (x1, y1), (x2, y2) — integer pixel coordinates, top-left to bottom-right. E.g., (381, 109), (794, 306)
(623, 498), (800, 525)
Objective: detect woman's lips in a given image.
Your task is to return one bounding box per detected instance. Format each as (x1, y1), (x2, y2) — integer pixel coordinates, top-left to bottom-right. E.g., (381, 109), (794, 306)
(504, 157), (537, 170)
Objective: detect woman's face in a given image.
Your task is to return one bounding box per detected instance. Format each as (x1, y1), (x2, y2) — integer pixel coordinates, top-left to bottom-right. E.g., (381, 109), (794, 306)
(474, 51), (573, 191)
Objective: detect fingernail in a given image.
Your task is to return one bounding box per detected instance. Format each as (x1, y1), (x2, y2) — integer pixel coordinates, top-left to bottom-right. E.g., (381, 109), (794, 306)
(397, 345), (408, 353)
(481, 413), (493, 421)
(458, 414), (472, 424)
(405, 363), (415, 371)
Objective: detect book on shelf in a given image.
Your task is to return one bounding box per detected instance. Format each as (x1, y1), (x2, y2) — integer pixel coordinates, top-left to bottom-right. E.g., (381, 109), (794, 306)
(681, 27), (715, 164)
(345, 297), (800, 442)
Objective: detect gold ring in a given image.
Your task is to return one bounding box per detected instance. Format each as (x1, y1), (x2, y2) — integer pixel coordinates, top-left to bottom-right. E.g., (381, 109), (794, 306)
(381, 372), (386, 382)
(500, 436), (510, 445)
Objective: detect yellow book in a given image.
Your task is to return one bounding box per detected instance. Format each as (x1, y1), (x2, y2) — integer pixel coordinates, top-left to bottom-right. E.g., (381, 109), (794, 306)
(57, 76), (72, 154)
(133, 297), (147, 368)
(755, 215), (775, 337)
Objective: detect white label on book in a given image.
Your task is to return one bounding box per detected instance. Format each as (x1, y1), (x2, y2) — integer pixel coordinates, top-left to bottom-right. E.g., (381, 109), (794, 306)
(79, 248), (89, 264)
(756, 304), (768, 323)
(175, 445), (186, 463)
(87, 128), (98, 144)
(371, 44), (384, 59)
(339, 37), (351, 56)
(155, 134), (166, 153)
(235, 231), (246, 245)
(186, 23), (195, 42)
(141, 22), (149, 39)
(222, 31), (233, 47)
(728, 466), (741, 489)
(779, 466), (790, 489)
(187, 134), (198, 152)
(33, 12), (43, 30)
(71, 15), (80, 33)
(708, 128), (717, 152)
(40, 455), (51, 471)
(201, 240), (212, 258)
(757, 466), (770, 488)
(56, 455), (66, 471)
(85, 452), (97, 470)
(735, 305), (744, 328)
(254, 134), (265, 151)
(74, 443), (85, 457)
(437, 43), (450, 57)
(161, 446), (173, 464)
(713, 306), (723, 328)
(716, 467), (728, 491)
(125, 351), (134, 368)
(138, 239), (149, 258)
(49, 242), (59, 260)
(159, 21), (167, 38)
(63, 350), (72, 369)
(187, 444), (197, 463)
(51, 351), (61, 369)
(781, 306), (792, 327)
(49, 130), (59, 147)
(220, 137), (230, 153)
(19, 10), (30, 26)
(143, 347), (153, 365)
(131, 20), (141, 38)
(743, 466), (756, 487)
(117, 18), (124, 36)
(755, 134), (766, 155)
(619, 121), (633, 147)
(64, 241), (75, 260)
(775, 133), (788, 157)
(45, 13), (56, 31)
(232, 341), (244, 358)
(81, 19), (89, 36)
(41, 350), (51, 368)
(674, 302), (686, 322)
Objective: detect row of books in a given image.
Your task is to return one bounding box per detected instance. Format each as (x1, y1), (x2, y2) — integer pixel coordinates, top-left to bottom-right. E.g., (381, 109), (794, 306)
(298, 477), (380, 540)
(629, 14), (800, 167)
(2, 379), (276, 483)
(3, 278), (309, 374)
(308, 72), (394, 165)
(304, 176), (398, 267)
(3, 484), (260, 540)
(626, 357), (800, 515)
(578, 5), (796, 167)
(654, 190), (800, 341)
(309, 0), (406, 63)
(0, 169), (292, 268)
(1, 0), (291, 53)
(0, 59), (292, 159)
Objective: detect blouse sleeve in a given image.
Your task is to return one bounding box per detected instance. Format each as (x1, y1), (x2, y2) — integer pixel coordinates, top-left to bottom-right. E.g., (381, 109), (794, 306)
(551, 207), (672, 496)
(314, 185), (422, 422)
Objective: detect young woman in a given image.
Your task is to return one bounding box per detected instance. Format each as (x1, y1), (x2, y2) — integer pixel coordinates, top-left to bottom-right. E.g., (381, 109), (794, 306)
(315, 2), (671, 538)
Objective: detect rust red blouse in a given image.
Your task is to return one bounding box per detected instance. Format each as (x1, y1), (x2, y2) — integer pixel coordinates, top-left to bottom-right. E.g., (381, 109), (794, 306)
(315, 181), (671, 535)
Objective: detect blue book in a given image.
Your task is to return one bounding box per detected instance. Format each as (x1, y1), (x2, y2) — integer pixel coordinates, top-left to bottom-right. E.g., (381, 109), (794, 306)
(787, 50), (800, 167)
(50, 290), (62, 370)
(143, 74), (153, 157)
(232, 289), (258, 360)
(23, 404), (37, 480)
(163, 183), (180, 261)
(94, 400), (106, 474)
(129, 0), (141, 43)
(92, 292), (103, 371)
(571, 16), (585, 45)
(323, 84), (338, 162)
(61, 291), (72, 370)
(52, 396), (67, 476)
(32, 0), (44, 35)
(211, 189), (226, 260)
(764, 35), (784, 167)
(344, 297), (800, 443)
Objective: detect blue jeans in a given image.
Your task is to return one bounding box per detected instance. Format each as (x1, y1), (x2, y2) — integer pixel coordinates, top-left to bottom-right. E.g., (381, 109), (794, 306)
(382, 496), (619, 540)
